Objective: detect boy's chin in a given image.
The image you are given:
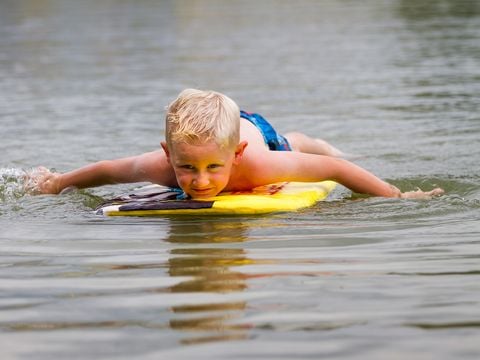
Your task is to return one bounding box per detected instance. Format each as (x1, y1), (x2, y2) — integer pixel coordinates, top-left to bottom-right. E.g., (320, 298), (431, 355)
(187, 191), (220, 200)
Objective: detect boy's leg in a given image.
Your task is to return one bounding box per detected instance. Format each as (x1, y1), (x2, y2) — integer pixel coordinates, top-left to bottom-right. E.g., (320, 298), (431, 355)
(284, 132), (344, 157)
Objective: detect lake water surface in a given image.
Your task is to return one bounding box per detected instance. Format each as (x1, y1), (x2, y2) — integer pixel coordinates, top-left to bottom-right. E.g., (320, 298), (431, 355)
(1, 0), (480, 359)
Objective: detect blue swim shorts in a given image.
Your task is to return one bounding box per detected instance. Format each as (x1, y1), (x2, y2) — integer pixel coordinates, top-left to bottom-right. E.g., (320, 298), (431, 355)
(240, 110), (292, 151)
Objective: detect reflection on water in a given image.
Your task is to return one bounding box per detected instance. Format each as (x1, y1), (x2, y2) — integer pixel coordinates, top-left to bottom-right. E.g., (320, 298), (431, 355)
(168, 226), (250, 343)
(167, 220), (257, 344)
(166, 219), (250, 244)
(101, 219), (261, 344)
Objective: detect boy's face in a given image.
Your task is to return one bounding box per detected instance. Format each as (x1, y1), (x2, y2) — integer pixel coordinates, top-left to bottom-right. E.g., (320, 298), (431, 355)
(162, 140), (247, 199)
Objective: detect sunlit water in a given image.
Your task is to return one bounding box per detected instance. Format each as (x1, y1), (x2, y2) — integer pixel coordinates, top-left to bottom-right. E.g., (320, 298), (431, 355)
(1, 0), (480, 359)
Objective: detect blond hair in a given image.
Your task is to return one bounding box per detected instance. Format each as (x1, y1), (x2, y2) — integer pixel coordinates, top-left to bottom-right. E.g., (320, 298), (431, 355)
(165, 89), (240, 149)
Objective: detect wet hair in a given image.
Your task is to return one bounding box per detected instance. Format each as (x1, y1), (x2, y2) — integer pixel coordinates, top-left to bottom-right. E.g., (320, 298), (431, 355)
(165, 89), (240, 149)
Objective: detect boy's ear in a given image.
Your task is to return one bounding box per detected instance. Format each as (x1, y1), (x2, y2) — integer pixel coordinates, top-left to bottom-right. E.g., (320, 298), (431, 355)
(160, 142), (171, 163)
(233, 141), (248, 165)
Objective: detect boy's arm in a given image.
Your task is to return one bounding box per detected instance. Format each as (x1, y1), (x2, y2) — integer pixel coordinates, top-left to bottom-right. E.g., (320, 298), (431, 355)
(33, 150), (175, 194)
(256, 152), (443, 199)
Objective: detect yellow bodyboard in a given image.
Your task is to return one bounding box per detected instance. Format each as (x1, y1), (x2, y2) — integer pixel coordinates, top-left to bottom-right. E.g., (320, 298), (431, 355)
(96, 181), (337, 216)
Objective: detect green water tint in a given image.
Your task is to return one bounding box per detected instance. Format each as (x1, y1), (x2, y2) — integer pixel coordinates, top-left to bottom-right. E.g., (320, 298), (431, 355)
(0, 168), (29, 202)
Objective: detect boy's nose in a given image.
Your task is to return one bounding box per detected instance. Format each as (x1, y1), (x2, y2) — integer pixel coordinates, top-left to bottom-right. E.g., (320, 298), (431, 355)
(193, 172), (209, 187)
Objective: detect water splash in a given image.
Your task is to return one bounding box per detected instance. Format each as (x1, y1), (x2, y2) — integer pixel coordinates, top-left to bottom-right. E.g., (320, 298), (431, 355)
(0, 167), (104, 219)
(0, 167), (54, 202)
(0, 167), (30, 202)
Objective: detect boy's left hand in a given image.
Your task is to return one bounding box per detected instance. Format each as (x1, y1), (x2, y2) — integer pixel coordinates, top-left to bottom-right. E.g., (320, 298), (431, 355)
(400, 187), (444, 199)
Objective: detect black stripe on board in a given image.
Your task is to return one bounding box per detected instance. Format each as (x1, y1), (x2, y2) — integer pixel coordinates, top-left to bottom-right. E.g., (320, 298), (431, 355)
(118, 200), (215, 211)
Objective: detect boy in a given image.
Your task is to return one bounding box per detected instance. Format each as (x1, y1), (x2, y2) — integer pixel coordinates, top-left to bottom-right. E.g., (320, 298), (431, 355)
(33, 89), (443, 199)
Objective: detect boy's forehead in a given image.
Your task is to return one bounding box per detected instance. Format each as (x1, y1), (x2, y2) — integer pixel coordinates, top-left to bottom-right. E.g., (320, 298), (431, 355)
(170, 141), (234, 159)
(171, 139), (234, 151)
(170, 135), (234, 150)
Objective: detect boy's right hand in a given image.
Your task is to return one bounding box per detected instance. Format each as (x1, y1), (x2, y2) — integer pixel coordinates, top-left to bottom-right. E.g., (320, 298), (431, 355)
(25, 167), (62, 195)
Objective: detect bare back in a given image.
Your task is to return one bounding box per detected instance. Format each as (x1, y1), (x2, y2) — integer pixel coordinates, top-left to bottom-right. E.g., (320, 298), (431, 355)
(223, 119), (287, 191)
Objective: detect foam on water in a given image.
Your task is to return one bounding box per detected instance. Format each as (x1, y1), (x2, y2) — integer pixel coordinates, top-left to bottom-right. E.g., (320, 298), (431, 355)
(0, 167), (103, 220)
(0, 167), (30, 201)
(0, 167), (57, 201)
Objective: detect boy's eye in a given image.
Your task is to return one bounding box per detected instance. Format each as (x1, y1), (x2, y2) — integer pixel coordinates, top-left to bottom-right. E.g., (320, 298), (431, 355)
(177, 164), (222, 171)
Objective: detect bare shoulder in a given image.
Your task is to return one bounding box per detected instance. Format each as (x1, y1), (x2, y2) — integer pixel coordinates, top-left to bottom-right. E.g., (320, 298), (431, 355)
(233, 148), (300, 187)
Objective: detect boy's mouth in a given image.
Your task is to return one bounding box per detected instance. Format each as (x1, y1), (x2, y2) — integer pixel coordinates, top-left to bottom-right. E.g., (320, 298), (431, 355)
(190, 188), (216, 198)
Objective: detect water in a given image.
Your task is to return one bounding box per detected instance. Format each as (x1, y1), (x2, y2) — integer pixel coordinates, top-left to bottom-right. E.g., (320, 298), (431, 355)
(1, 0), (480, 358)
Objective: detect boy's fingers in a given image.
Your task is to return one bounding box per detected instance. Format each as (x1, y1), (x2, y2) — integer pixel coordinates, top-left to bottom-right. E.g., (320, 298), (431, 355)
(401, 187), (444, 199)
(429, 188), (445, 196)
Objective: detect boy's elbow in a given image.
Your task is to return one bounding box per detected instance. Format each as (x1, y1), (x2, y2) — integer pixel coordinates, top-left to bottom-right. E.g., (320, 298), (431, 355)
(94, 160), (118, 184)
(98, 158), (141, 184)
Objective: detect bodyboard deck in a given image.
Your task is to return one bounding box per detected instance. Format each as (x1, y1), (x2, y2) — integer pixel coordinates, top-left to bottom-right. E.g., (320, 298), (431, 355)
(96, 181), (337, 216)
